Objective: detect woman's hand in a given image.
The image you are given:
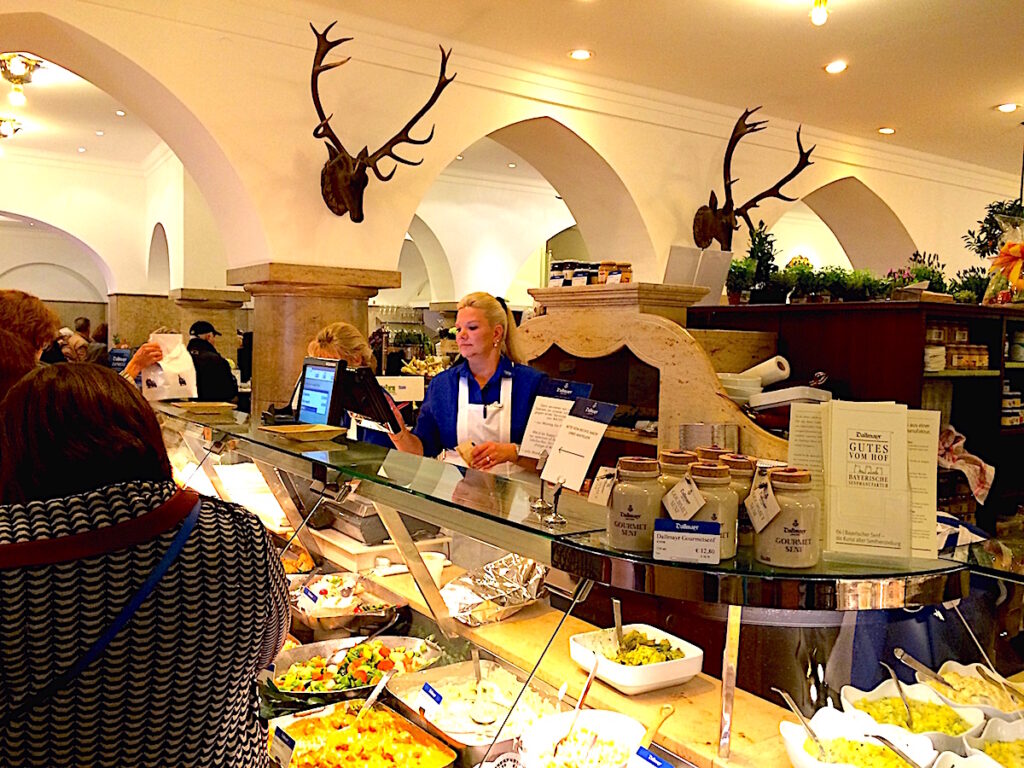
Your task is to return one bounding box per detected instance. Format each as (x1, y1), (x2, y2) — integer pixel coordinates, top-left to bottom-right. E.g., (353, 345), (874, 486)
(123, 342), (163, 379)
(470, 441), (518, 470)
(388, 400), (424, 455)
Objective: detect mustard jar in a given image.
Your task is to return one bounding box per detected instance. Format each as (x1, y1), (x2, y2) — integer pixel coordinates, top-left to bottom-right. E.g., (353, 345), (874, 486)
(690, 462), (739, 559)
(722, 453), (756, 547)
(754, 467), (821, 568)
(609, 457), (665, 553)
(658, 449), (699, 495)
(696, 445), (731, 464)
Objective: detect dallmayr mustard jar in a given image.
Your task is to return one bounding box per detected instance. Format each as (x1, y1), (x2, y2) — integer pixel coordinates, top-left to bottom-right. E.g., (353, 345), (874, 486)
(690, 462), (739, 559)
(609, 457), (665, 553)
(658, 449), (699, 495)
(721, 453), (756, 547)
(754, 467), (821, 568)
(696, 445), (731, 464)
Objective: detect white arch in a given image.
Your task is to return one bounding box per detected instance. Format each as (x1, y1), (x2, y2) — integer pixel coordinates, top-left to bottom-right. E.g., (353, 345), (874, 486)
(407, 214), (454, 301)
(0, 211), (112, 293)
(0, 262), (104, 302)
(0, 12), (269, 274)
(487, 117), (658, 280)
(799, 177), (918, 272)
(147, 223), (170, 294)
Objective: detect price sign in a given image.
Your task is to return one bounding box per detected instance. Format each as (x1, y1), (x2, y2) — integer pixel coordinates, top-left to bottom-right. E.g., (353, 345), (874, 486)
(653, 518), (721, 564)
(661, 475), (705, 521)
(415, 682), (443, 720)
(627, 746), (670, 768)
(268, 726), (296, 768)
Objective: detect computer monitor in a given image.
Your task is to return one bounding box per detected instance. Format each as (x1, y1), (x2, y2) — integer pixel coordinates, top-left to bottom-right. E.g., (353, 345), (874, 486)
(296, 357), (344, 425)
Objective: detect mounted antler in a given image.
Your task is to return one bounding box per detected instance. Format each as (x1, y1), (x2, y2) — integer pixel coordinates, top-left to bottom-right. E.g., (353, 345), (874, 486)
(693, 106), (815, 251)
(310, 22), (456, 222)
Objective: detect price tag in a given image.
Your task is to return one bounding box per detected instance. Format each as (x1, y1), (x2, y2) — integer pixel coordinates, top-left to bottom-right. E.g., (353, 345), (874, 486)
(606, 272), (622, 284)
(745, 482), (782, 533)
(257, 663), (275, 685)
(661, 475), (705, 521)
(653, 518), (721, 564)
(415, 682), (443, 720)
(268, 726), (296, 768)
(302, 586), (318, 603)
(587, 466), (617, 506)
(627, 746), (670, 768)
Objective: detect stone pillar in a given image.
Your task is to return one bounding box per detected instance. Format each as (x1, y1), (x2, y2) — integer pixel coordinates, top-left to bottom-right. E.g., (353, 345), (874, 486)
(227, 263), (401, 417)
(107, 293), (180, 347)
(171, 287), (250, 361)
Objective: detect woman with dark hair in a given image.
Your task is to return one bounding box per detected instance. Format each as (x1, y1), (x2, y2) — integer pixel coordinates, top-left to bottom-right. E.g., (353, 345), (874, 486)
(0, 365), (288, 767)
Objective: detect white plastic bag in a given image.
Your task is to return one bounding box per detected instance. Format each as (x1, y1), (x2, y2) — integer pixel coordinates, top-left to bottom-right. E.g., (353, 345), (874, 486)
(141, 333), (198, 401)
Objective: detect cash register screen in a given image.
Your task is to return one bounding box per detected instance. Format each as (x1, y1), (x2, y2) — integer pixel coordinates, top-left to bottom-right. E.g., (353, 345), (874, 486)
(297, 359), (339, 425)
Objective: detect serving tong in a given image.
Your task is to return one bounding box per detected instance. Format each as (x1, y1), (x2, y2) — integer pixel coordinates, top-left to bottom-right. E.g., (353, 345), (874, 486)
(879, 661), (915, 731)
(952, 603), (1024, 716)
(552, 656), (600, 757)
(894, 648), (953, 690)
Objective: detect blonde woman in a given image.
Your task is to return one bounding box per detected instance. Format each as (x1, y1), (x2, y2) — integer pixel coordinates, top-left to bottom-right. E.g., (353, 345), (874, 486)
(389, 292), (546, 471)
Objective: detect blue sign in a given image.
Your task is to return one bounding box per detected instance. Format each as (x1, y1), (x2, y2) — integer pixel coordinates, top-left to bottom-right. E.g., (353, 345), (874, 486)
(654, 518), (721, 535)
(539, 378), (593, 400)
(568, 398), (618, 424)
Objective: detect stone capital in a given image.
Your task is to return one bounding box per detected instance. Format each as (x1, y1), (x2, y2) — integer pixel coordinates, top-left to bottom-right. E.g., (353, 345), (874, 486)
(227, 262), (401, 299)
(170, 287), (249, 310)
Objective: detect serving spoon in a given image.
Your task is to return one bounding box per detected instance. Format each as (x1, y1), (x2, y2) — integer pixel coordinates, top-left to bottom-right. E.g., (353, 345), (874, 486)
(470, 647), (498, 726)
(553, 656), (600, 757)
(611, 597), (625, 653)
(894, 648), (953, 690)
(771, 687), (827, 762)
(871, 733), (928, 768)
(880, 661), (914, 731)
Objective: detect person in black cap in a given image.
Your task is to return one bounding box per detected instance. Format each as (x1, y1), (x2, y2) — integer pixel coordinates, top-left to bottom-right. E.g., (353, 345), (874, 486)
(187, 320), (238, 402)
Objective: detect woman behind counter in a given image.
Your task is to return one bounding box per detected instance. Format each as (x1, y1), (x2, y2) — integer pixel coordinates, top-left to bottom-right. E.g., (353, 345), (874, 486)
(390, 292), (545, 471)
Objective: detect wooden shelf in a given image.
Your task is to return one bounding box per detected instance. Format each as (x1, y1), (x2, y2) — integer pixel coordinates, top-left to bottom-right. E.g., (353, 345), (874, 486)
(604, 425), (659, 446)
(923, 369), (1000, 378)
(1001, 425), (1024, 437)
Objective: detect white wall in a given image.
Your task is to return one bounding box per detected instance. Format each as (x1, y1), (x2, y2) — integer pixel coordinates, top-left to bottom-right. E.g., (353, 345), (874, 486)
(0, 1), (1017, 290)
(769, 202), (852, 270)
(143, 145), (183, 293)
(374, 239), (431, 306)
(0, 221), (107, 300)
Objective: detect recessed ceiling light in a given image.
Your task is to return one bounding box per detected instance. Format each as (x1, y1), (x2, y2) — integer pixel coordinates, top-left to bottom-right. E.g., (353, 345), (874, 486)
(568, 49), (593, 61)
(996, 103), (1020, 113)
(8, 85), (25, 108)
(95, 130), (104, 136)
(455, 154), (464, 161)
(824, 60), (847, 75)
(810, 0), (829, 26)
(114, 109), (126, 117)
(878, 127), (895, 135)
(77, 146), (86, 152)
(507, 162), (517, 169)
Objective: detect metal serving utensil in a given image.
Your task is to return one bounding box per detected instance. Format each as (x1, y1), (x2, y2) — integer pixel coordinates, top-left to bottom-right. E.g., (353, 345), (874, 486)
(977, 665), (1024, 708)
(611, 597), (624, 651)
(952, 603), (1024, 716)
(894, 648), (953, 690)
(470, 647), (497, 726)
(771, 687), (827, 762)
(553, 656), (600, 757)
(880, 661), (915, 731)
(871, 733), (927, 768)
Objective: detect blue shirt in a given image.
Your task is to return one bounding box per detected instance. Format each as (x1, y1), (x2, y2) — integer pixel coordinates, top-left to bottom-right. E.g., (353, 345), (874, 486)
(413, 357), (546, 458)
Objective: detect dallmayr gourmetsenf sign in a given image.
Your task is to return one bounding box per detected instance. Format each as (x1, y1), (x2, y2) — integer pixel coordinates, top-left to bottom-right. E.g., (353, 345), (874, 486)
(845, 429), (893, 490)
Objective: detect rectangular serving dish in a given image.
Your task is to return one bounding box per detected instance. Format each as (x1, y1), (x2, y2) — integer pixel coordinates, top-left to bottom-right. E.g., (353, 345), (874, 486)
(290, 573), (408, 632)
(386, 654), (569, 766)
(568, 623), (703, 695)
(270, 699), (457, 768)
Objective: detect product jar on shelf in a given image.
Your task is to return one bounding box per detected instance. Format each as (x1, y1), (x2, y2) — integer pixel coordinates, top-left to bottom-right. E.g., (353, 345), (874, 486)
(657, 449), (699, 495)
(690, 462), (739, 559)
(609, 457), (665, 553)
(722, 453), (756, 547)
(754, 467), (821, 569)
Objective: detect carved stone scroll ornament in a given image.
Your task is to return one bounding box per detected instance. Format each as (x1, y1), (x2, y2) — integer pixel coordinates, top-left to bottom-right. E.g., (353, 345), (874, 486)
(693, 106), (815, 251)
(309, 22), (455, 222)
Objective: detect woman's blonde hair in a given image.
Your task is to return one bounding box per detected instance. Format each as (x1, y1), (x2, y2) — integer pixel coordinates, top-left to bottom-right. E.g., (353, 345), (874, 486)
(457, 292), (522, 364)
(308, 321), (377, 369)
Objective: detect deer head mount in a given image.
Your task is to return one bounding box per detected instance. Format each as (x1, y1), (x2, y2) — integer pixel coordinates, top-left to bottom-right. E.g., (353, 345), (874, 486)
(693, 106), (815, 251)
(310, 22), (455, 222)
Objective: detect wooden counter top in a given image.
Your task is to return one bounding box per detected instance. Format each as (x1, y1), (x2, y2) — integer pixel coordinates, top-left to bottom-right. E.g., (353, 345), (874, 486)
(367, 568), (793, 768)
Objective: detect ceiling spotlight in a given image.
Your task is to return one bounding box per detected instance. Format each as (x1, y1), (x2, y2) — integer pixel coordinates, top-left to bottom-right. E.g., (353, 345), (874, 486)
(810, 0), (829, 26)
(95, 130), (104, 136)
(8, 84), (25, 107)
(77, 146), (86, 153)
(0, 116), (21, 139)
(568, 49), (594, 61)
(0, 53), (42, 85)
(996, 103), (1020, 113)
(878, 127), (895, 135)
(824, 60), (847, 75)
(115, 109), (126, 117)
(455, 154), (464, 161)
(507, 162), (517, 169)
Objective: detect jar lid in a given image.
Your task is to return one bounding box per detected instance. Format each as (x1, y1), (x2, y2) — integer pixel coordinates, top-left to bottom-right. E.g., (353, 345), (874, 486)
(770, 467), (812, 485)
(617, 456), (660, 473)
(660, 449), (699, 466)
(616, 262), (632, 268)
(696, 446), (731, 461)
(599, 260), (617, 266)
(721, 453), (756, 472)
(690, 461), (730, 479)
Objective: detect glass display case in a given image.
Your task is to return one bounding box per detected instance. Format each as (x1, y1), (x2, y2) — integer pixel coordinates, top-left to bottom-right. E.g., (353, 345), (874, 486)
(156, 403), (1024, 768)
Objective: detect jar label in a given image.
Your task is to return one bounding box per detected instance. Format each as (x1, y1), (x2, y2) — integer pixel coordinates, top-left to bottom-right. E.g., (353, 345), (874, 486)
(661, 475), (705, 521)
(746, 482), (782, 533)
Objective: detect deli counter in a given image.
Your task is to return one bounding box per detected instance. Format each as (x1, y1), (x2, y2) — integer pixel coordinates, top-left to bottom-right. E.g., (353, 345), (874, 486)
(157, 403), (1024, 768)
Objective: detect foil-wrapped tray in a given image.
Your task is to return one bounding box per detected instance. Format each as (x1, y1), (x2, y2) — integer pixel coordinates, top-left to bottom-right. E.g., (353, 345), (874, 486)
(439, 554), (547, 627)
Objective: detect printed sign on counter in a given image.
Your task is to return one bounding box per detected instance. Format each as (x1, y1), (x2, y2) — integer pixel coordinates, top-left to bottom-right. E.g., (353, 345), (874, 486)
(268, 726), (296, 768)
(541, 399), (617, 491)
(376, 375), (425, 402)
(520, 380), (594, 459)
(627, 746), (670, 768)
(415, 682), (443, 720)
(653, 518), (721, 564)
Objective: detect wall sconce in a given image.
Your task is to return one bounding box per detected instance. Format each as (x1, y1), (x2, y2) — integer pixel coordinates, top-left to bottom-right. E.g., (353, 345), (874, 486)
(810, 0), (829, 26)
(0, 117), (22, 138)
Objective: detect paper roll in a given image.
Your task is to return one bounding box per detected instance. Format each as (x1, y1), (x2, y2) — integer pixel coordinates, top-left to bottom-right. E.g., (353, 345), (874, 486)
(741, 356), (791, 387)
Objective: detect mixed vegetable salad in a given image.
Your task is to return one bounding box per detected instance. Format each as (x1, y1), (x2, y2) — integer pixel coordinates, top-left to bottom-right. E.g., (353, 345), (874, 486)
(274, 640), (429, 693)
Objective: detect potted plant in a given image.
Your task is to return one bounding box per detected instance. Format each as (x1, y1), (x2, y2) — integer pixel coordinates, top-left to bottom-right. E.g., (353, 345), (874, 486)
(948, 265), (990, 304)
(907, 251), (947, 293)
(843, 269), (879, 301)
(747, 221), (781, 303)
(817, 265), (849, 302)
(963, 199), (1024, 259)
(786, 263), (819, 303)
(725, 258), (756, 304)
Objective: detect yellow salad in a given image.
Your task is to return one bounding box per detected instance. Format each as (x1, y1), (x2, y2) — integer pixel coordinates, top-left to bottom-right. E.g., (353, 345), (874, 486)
(851, 696), (969, 735)
(803, 737), (908, 768)
(925, 671), (1020, 712)
(982, 739), (1024, 767)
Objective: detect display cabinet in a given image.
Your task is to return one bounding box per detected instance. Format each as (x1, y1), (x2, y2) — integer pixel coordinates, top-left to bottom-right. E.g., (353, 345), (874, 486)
(156, 403), (1024, 768)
